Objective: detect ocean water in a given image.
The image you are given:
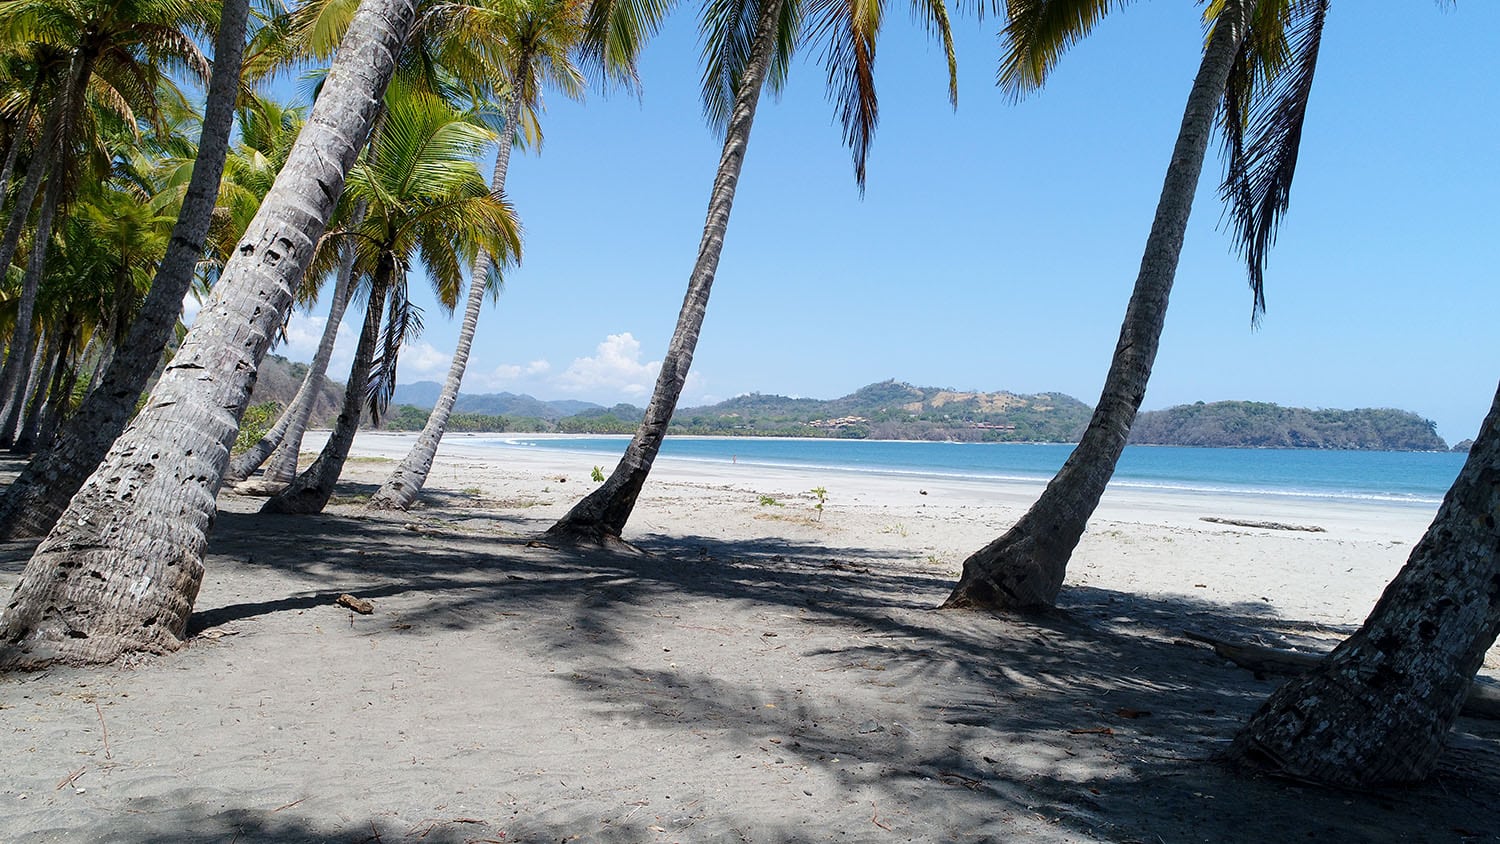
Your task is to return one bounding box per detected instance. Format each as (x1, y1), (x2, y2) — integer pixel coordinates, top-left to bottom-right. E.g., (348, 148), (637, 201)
(485, 436), (1467, 505)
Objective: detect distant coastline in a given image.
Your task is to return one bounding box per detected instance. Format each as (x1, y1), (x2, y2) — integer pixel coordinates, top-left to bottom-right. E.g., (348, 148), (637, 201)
(245, 361), (1454, 453)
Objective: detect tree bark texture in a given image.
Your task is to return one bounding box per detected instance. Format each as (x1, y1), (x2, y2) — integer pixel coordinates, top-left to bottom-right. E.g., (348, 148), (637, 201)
(4, 333), (47, 443)
(226, 222), (358, 485)
(0, 0), (416, 670)
(261, 275), (389, 515)
(941, 3), (1249, 612)
(1227, 380), (1500, 786)
(546, 0), (783, 541)
(13, 336), (60, 452)
(0, 0), (252, 539)
(368, 88), (525, 511)
(26, 327), (75, 453)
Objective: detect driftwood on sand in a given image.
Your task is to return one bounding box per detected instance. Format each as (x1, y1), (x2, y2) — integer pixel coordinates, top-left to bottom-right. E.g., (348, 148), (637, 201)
(1184, 631), (1500, 720)
(1200, 517), (1326, 533)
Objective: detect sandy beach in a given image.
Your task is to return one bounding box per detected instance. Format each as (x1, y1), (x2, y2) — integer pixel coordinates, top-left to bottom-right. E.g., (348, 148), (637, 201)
(2, 432), (1497, 842)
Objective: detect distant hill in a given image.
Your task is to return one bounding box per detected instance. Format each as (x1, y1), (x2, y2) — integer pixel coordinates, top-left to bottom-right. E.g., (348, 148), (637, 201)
(1129, 401), (1447, 451)
(377, 381), (1449, 451)
(386, 380), (1093, 442)
(246, 354), (344, 427)
(391, 381), (602, 421)
(666, 380), (1093, 442)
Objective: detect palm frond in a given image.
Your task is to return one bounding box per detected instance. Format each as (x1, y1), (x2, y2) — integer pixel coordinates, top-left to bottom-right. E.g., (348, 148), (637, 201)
(999, 0), (1136, 100)
(1219, 0), (1328, 322)
(581, 0), (678, 91)
(366, 283), (423, 421)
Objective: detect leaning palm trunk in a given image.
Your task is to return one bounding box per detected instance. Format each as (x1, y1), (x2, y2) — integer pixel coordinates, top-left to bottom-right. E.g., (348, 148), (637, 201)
(0, 56), (74, 293)
(226, 228), (359, 485)
(262, 275), (390, 515)
(1228, 378), (1500, 786)
(943, 2), (1249, 611)
(0, 0), (251, 540)
(13, 337), (59, 452)
(35, 339), (79, 451)
(0, 52), (88, 420)
(0, 120), (75, 446)
(546, 0), (784, 542)
(0, 101), (33, 220)
(367, 91), (525, 511)
(0, 0), (416, 670)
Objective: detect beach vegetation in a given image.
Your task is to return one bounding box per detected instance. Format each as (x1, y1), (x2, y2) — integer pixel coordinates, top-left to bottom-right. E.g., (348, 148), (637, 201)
(810, 486), (827, 520)
(0, 0), (419, 668)
(369, 0), (617, 512)
(591, 466), (606, 482)
(758, 494), (782, 507)
(260, 86), (520, 517)
(945, 0), (1331, 613)
(234, 402), (281, 455)
(545, 0), (963, 545)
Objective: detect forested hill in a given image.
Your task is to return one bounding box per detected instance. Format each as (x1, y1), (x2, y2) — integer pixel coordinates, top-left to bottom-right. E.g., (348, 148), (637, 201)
(374, 382), (1448, 450)
(1129, 401), (1447, 451)
(667, 380), (1094, 441)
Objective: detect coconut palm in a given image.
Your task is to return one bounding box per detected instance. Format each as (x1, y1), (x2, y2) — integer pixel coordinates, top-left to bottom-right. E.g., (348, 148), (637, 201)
(368, 0), (590, 510)
(0, 0), (251, 539)
(226, 0), (523, 488)
(942, 0), (1327, 611)
(0, 0), (213, 431)
(261, 89), (521, 515)
(547, 0), (959, 543)
(0, 0), (418, 669)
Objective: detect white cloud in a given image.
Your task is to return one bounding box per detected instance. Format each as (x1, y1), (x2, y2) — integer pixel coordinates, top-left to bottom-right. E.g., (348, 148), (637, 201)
(398, 333), (708, 405)
(555, 333), (662, 398)
(276, 311), (359, 380)
(396, 340), (452, 382)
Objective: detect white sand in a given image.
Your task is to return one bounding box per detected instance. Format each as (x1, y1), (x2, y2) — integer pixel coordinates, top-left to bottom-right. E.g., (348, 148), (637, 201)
(2, 433), (1495, 843)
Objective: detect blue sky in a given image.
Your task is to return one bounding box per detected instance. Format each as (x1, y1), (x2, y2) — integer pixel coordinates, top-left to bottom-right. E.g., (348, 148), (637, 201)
(272, 0), (1500, 444)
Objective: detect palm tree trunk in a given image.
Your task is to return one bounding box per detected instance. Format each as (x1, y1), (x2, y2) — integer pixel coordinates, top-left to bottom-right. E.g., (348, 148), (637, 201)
(941, 2), (1249, 612)
(0, 101), (34, 220)
(33, 325), (77, 451)
(0, 0), (416, 670)
(0, 117), (74, 447)
(546, 0), (784, 542)
(0, 58), (72, 294)
(262, 272), (390, 515)
(0, 0), (250, 540)
(1228, 378), (1500, 786)
(14, 335), (62, 453)
(0, 52), (89, 418)
(226, 223), (359, 484)
(367, 88), (526, 511)
(5, 332), (49, 445)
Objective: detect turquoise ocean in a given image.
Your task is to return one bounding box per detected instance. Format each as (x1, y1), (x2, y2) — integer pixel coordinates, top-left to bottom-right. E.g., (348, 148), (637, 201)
(483, 436), (1467, 506)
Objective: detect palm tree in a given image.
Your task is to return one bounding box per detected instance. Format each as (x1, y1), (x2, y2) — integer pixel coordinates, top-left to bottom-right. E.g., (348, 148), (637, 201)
(547, 0), (959, 543)
(1229, 374), (1500, 786)
(226, 0), (521, 488)
(261, 89), (521, 515)
(0, 0), (251, 539)
(943, 0), (1326, 611)
(0, 0), (419, 669)
(0, 0), (213, 431)
(368, 0), (590, 511)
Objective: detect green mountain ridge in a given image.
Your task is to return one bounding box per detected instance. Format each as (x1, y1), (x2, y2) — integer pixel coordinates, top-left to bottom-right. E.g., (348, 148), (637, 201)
(266, 370), (1447, 451)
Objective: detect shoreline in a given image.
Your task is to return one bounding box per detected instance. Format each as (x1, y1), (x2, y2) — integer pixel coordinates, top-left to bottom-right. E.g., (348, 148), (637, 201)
(326, 429), (1440, 629)
(3, 432), (1496, 843)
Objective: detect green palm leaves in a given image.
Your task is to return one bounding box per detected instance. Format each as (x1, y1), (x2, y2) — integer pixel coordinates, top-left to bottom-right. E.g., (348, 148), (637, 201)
(338, 90), (522, 414)
(698, 0), (958, 189)
(1002, 0), (1330, 320)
